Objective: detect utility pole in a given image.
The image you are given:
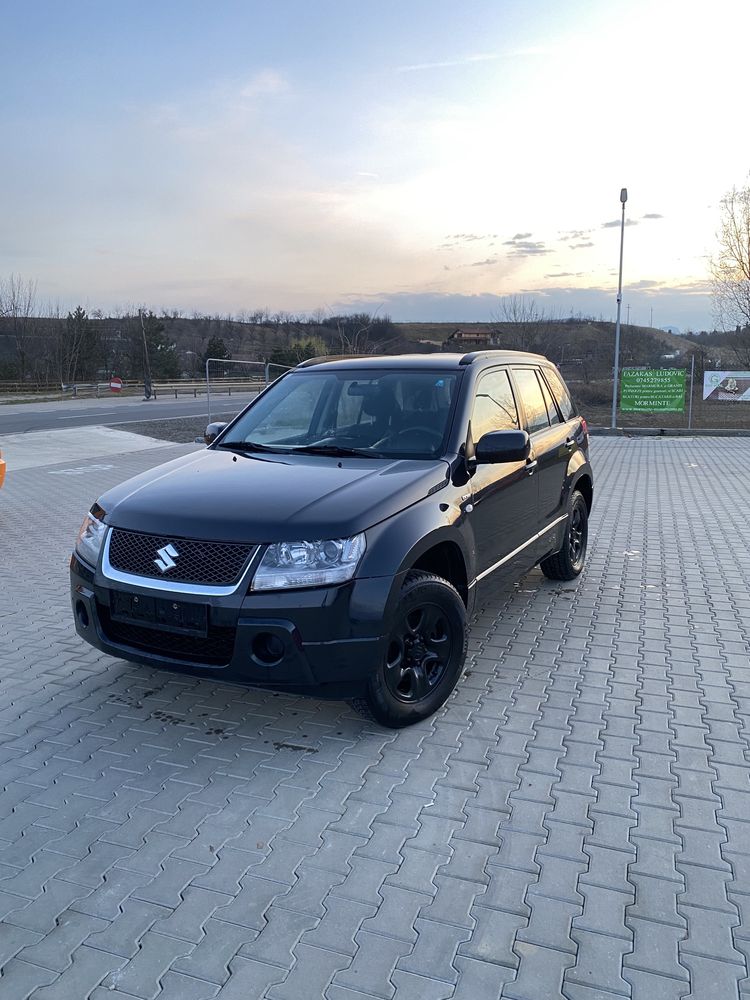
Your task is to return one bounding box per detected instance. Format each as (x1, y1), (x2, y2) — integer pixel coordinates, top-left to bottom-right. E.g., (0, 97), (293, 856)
(139, 308), (153, 400)
(611, 187), (628, 430)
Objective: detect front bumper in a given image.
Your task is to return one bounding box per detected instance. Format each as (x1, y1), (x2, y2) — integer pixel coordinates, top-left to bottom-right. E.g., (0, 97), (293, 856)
(70, 554), (394, 699)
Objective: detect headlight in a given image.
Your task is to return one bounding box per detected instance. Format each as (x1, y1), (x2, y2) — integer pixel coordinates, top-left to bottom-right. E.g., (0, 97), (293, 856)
(252, 533), (366, 590)
(75, 509), (107, 567)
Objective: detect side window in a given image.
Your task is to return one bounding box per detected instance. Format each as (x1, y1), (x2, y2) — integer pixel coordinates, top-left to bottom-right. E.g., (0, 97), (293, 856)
(471, 369), (519, 440)
(538, 371), (562, 425)
(512, 368), (550, 434)
(543, 367), (575, 420)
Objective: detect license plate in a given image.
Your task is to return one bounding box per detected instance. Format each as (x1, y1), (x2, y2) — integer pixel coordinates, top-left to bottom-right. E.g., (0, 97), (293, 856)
(110, 592), (207, 636)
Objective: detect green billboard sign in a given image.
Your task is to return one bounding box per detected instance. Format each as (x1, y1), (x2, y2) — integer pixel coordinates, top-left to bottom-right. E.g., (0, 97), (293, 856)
(620, 368), (686, 412)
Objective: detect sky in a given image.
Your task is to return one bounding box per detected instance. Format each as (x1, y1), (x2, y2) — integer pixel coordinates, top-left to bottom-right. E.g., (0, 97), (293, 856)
(2, 0), (749, 332)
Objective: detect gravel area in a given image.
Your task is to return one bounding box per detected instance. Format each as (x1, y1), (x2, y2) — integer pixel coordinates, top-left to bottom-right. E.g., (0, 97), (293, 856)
(110, 410), (240, 443)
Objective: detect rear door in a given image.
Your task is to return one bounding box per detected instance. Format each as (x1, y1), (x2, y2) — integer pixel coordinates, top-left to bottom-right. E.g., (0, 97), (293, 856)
(468, 367), (539, 588)
(510, 366), (570, 542)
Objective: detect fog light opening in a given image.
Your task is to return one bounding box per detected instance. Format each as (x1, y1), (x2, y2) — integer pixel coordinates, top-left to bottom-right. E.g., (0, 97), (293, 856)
(76, 601), (90, 629)
(252, 632), (285, 666)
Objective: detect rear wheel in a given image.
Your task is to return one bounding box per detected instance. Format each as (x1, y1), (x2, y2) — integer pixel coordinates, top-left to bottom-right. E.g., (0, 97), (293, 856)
(540, 490), (588, 581)
(350, 570), (468, 728)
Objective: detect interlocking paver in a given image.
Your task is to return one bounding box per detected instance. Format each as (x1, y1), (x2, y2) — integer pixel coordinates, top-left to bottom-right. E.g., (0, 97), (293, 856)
(302, 894), (377, 956)
(31, 944), (125, 999)
(4, 438), (750, 998)
(85, 897), (171, 958)
(171, 917), (252, 985)
(102, 930), (194, 998)
(16, 910), (109, 972)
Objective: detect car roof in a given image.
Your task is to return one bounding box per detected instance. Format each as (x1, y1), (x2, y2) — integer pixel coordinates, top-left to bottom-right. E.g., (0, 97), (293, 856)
(296, 350), (552, 372)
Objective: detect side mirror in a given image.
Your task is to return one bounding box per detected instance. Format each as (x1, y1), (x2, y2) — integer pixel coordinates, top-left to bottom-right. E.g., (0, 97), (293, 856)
(475, 429), (530, 464)
(204, 421), (228, 445)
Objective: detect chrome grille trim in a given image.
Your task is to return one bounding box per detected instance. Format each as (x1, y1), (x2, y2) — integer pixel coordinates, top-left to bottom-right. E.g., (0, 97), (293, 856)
(101, 529), (261, 596)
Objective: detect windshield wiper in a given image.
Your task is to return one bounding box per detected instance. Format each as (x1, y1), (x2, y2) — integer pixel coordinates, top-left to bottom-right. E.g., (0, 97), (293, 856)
(215, 440), (281, 453)
(287, 444), (378, 458)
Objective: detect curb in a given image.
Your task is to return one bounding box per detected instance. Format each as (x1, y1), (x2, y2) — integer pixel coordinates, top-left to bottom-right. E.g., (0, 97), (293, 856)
(590, 426), (750, 437)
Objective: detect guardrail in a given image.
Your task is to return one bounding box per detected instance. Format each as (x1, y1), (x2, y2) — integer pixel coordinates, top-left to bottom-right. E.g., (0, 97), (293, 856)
(151, 378), (266, 399)
(61, 381), (143, 398)
(0, 381), (64, 394)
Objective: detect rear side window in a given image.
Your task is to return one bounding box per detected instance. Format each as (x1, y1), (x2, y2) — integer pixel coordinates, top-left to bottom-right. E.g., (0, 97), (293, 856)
(512, 368), (550, 434)
(471, 369), (519, 440)
(543, 367), (575, 420)
(538, 375), (562, 426)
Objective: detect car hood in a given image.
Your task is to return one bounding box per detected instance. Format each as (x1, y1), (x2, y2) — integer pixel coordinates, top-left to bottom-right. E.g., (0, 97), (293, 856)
(99, 448), (450, 542)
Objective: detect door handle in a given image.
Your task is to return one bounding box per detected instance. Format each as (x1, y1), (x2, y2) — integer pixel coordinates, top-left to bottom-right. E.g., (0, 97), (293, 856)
(525, 459), (538, 475)
(564, 437), (576, 450)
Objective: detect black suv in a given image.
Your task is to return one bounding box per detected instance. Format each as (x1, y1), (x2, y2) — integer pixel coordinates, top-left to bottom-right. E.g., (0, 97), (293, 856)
(71, 351), (592, 727)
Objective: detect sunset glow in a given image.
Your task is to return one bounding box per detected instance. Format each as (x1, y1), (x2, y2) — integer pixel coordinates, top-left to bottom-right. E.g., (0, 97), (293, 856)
(2, 0), (749, 330)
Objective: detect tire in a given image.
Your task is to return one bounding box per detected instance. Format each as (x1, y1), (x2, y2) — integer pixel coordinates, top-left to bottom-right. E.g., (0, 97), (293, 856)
(540, 490), (589, 581)
(349, 570), (468, 728)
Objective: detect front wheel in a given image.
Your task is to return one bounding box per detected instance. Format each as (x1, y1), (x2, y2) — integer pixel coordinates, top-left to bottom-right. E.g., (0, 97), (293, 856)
(350, 570), (468, 728)
(540, 490), (589, 581)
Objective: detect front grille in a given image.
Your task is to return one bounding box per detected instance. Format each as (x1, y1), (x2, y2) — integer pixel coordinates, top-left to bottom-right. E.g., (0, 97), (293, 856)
(108, 528), (256, 586)
(98, 604), (235, 666)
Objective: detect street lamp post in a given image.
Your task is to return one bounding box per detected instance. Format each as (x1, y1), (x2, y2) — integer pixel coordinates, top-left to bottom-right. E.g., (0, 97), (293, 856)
(611, 187), (628, 429)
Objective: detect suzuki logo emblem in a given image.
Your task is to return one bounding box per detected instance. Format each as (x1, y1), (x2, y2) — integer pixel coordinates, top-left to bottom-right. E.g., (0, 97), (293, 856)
(154, 543), (179, 573)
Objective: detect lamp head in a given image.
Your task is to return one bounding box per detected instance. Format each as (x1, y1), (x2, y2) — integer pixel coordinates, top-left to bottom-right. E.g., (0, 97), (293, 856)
(620, 187), (628, 205)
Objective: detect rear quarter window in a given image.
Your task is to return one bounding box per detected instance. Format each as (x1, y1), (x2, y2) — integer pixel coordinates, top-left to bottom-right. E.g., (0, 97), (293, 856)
(543, 367), (575, 421)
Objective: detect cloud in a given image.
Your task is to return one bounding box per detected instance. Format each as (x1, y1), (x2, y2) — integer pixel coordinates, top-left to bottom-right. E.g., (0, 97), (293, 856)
(439, 233), (498, 250)
(238, 70), (289, 102)
(559, 229), (591, 241)
(503, 235), (550, 257)
(396, 45), (549, 73)
(545, 271), (585, 279)
(396, 52), (504, 73)
(469, 257), (499, 267)
(569, 241), (594, 250)
(642, 212), (664, 219)
(601, 218), (639, 228)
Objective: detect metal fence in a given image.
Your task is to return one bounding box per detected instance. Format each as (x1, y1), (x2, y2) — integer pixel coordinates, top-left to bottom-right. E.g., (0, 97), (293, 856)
(205, 358), (291, 423)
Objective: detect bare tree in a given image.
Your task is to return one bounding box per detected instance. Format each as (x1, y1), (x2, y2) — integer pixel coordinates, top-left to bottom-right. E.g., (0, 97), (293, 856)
(710, 181), (750, 364)
(0, 274), (38, 381)
(493, 295), (558, 357)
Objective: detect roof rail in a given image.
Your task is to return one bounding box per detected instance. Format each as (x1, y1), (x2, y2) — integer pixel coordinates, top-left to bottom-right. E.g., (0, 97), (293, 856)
(459, 349), (512, 366)
(458, 349), (546, 366)
(296, 354), (367, 368)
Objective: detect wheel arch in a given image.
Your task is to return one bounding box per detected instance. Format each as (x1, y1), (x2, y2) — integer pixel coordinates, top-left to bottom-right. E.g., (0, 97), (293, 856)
(572, 471), (593, 513)
(409, 539), (469, 607)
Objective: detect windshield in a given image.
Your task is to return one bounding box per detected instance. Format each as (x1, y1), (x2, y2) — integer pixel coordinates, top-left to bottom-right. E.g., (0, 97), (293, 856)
(220, 369), (461, 459)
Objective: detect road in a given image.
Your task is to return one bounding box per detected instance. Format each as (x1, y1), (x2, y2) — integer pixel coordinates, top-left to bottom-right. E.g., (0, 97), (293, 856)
(0, 391), (258, 434)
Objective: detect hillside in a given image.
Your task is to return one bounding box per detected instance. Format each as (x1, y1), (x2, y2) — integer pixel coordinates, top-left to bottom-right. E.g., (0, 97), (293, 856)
(0, 312), (737, 387)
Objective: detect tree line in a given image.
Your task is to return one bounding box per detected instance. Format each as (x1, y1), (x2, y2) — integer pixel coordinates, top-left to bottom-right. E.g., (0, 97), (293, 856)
(0, 283), (401, 386)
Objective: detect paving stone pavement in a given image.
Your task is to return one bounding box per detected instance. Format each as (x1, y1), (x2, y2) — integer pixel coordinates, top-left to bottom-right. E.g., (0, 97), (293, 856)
(1, 437), (750, 999)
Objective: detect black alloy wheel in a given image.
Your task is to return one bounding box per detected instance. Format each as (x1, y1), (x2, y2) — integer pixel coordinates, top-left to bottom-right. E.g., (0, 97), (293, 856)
(568, 501), (586, 570)
(383, 601), (453, 703)
(350, 570), (468, 728)
(540, 489), (589, 581)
